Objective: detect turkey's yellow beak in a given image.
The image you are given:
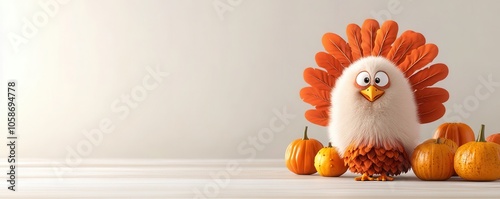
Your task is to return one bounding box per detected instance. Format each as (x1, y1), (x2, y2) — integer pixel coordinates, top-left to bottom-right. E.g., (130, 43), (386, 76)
(360, 85), (384, 102)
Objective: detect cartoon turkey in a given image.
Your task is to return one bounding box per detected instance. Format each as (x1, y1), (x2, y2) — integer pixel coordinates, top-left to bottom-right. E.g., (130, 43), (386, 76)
(300, 19), (449, 181)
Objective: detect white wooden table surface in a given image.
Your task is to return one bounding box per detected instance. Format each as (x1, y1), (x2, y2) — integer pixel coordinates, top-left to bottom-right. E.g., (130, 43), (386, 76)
(0, 159), (499, 198)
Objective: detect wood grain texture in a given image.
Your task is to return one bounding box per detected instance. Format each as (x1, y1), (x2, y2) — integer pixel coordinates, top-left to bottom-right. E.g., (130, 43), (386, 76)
(0, 159), (498, 198)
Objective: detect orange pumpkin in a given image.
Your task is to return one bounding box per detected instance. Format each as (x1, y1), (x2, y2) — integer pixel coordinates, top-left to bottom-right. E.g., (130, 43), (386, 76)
(422, 137), (459, 176)
(285, 126), (324, 175)
(314, 142), (348, 177)
(411, 138), (456, 181)
(454, 124), (500, 181)
(433, 123), (475, 146)
(486, 133), (500, 145)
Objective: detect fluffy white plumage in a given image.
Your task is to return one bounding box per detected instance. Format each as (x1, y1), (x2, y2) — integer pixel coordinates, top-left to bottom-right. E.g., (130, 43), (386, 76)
(329, 56), (419, 157)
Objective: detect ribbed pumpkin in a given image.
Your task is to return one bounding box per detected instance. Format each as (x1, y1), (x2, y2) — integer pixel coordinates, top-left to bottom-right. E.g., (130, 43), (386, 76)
(486, 133), (500, 145)
(422, 137), (459, 176)
(433, 123), (475, 146)
(454, 124), (500, 181)
(411, 138), (456, 181)
(285, 126), (324, 175)
(314, 142), (348, 177)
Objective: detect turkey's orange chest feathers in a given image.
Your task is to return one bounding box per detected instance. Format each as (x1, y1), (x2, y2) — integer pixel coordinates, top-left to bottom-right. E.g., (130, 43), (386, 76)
(344, 141), (411, 176)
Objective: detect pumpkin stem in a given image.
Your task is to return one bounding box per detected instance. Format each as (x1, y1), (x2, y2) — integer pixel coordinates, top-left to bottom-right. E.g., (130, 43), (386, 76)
(328, 142), (332, 148)
(476, 124), (486, 142)
(435, 137), (441, 144)
(303, 126), (309, 140)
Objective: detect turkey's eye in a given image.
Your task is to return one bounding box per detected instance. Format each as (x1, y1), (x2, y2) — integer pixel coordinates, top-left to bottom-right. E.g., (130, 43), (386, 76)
(356, 71), (370, 87)
(374, 71), (389, 87)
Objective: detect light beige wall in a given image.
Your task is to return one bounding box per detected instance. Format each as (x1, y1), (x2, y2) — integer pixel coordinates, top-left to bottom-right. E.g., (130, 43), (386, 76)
(1, 0), (500, 160)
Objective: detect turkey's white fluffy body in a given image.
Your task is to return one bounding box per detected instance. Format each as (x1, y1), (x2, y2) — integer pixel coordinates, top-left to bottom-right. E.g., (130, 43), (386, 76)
(329, 56), (419, 157)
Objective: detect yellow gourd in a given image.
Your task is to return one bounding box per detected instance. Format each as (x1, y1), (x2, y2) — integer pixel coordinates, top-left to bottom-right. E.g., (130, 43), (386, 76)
(314, 142), (348, 177)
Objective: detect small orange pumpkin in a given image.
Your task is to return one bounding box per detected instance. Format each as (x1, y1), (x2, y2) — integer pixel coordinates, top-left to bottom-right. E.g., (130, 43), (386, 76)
(433, 123), (475, 146)
(422, 137), (459, 176)
(486, 133), (500, 145)
(285, 126), (324, 175)
(454, 124), (500, 181)
(411, 138), (456, 181)
(314, 142), (348, 177)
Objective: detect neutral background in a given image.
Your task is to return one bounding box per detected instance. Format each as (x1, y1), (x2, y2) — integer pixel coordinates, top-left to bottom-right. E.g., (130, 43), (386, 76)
(2, 0), (500, 160)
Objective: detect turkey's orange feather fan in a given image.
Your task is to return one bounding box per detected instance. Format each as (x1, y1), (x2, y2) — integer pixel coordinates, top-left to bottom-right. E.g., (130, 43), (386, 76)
(301, 19), (449, 126)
